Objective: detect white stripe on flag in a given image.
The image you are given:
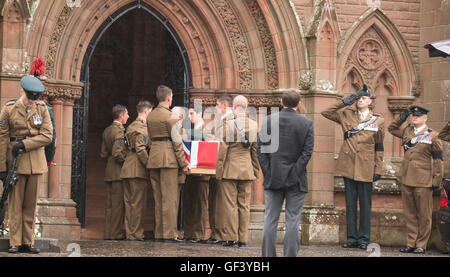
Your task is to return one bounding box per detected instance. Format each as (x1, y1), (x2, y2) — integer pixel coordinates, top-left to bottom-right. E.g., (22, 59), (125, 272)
(191, 141), (199, 168)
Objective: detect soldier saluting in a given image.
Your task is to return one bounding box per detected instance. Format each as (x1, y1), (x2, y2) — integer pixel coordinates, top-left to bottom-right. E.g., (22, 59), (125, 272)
(388, 105), (444, 254)
(321, 85), (385, 250)
(0, 75), (53, 254)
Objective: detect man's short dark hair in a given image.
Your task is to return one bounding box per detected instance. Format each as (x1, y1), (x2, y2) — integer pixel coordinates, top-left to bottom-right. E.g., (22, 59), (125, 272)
(281, 90), (301, 108)
(216, 94), (233, 107)
(136, 100), (153, 113)
(112, 104), (127, 120)
(156, 85), (172, 103)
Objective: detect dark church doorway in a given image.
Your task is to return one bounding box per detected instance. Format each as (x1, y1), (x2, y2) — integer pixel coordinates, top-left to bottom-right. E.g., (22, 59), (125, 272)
(71, 3), (191, 239)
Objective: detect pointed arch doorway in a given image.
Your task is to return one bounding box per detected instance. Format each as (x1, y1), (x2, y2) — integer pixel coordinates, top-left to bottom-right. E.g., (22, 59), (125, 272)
(71, 2), (192, 238)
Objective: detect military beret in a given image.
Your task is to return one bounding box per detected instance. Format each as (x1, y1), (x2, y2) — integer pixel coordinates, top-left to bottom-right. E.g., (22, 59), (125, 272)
(20, 75), (44, 94)
(357, 84), (371, 98)
(409, 105), (429, 116)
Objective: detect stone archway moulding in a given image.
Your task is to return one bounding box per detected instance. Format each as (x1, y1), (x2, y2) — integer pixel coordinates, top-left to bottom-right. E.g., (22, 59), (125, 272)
(337, 7), (417, 103)
(26, 0), (309, 97)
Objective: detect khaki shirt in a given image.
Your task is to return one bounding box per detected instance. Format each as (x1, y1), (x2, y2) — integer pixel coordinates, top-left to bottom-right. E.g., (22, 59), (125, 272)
(321, 100), (385, 182)
(100, 121), (127, 182)
(0, 99), (53, 174)
(146, 105), (188, 169)
(438, 122), (450, 142)
(120, 118), (149, 180)
(388, 118), (444, 188)
(216, 113), (260, 180)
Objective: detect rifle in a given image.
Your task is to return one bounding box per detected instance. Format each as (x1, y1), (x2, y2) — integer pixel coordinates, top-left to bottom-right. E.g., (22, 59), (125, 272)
(0, 153), (22, 231)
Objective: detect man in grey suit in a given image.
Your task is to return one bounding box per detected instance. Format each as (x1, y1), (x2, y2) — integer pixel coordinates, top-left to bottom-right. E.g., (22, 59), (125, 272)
(258, 90), (314, 257)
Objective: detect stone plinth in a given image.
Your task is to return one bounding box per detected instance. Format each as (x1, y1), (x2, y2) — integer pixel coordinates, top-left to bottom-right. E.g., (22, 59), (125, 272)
(37, 198), (81, 240)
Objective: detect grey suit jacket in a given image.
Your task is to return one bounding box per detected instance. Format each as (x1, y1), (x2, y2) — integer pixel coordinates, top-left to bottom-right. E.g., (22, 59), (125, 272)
(257, 108), (314, 192)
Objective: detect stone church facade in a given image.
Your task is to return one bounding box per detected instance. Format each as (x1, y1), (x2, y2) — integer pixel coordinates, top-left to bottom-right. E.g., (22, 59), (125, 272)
(0, 0), (448, 247)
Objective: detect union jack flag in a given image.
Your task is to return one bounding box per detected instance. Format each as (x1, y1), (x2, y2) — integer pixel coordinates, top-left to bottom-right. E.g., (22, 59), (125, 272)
(182, 140), (219, 169)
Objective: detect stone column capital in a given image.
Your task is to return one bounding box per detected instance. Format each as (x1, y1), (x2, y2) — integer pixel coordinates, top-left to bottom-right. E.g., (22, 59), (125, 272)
(42, 79), (83, 103)
(387, 96), (415, 114)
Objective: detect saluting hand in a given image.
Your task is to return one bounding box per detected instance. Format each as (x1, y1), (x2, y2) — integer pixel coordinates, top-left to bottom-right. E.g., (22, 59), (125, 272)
(399, 109), (412, 122)
(342, 94), (360, 106)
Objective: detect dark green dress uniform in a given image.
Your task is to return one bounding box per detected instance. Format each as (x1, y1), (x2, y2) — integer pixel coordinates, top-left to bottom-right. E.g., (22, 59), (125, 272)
(0, 76), (53, 254)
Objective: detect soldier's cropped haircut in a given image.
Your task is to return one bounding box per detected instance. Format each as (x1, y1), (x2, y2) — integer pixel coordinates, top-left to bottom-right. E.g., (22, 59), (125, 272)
(156, 85), (172, 103)
(281, 90), (301, 108)
(136, 100), (153, 113)
(112, 104), (127, 120)
(233, 95), (248, 109)
(217, 94), (233, 107)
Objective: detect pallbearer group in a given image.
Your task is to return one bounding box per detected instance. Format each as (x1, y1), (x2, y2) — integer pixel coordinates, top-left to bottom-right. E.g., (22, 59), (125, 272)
(101, 85), (259, 247)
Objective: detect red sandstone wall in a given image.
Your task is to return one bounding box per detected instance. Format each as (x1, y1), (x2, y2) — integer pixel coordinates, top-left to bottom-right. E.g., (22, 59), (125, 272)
(292, 0), (421, 64)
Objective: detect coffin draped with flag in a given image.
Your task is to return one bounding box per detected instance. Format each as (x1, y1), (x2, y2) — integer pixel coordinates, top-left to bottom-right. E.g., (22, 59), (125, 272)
(182, 139), (219, 175)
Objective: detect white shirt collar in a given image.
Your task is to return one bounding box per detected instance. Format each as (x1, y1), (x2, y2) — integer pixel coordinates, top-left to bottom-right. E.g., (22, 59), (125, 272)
(414, 124), (427, 135)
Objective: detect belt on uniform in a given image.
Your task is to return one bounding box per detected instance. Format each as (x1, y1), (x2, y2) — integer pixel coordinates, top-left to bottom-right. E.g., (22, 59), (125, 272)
(151, 137), (172, 142)
(9, 137), (26, 142)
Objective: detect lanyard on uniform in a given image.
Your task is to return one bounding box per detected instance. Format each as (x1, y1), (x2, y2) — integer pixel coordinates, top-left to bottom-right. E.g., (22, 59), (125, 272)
(402, 129), (432, 152)
(344, 115), (379, 140)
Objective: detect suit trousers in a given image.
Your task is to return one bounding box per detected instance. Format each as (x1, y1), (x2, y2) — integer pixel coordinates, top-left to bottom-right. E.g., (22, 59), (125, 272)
(215, 179), (252, 243)
(8, 174), (40, 247)
(344, 177), (372, 245)
(208, 177), (218, 239)
(150, 168), (180, 239)
(104, 180), (125, 240)
(262, 185), (306, 257)
(183, 175), (209, 240)
(400, 184), (433, 249)
(123, 178), (148, 240)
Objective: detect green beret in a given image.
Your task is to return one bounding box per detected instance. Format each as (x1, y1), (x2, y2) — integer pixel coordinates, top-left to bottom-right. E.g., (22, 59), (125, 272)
(357, 84), (371, 97)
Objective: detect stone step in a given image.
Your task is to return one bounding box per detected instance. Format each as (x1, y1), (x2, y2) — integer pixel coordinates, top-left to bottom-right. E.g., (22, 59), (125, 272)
(0, 238), (60, 253)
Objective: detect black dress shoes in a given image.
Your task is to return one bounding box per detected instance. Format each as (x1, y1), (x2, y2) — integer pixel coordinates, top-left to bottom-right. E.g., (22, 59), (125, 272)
(399, 246), (416, 253)
(20, 245), (40, 254)
(359, 244), (368, 250)
(413, 248), (425, 254)
(222, 241), (239, 247)
(342, 242), (359, 248)
(164, 237), (184, 243)
(238, 242), (246, 248)
(8, 246), (19, 254)
(187, 238), (202, 243)
(204, 238), (221, 244)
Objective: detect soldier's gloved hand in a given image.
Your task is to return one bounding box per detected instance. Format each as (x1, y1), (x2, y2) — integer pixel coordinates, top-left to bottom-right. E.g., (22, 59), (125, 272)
(399, 109), (412, 122)
(12, 141), (24, 158)
(0, 172), (6, 182)
(342, 94), (360, 106)
(373, 174), (381, 182)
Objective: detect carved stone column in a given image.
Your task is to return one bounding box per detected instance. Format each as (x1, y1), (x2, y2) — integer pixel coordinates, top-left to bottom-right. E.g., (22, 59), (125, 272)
(36, 80), (82, 240)
(299, 90), (342, 245)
